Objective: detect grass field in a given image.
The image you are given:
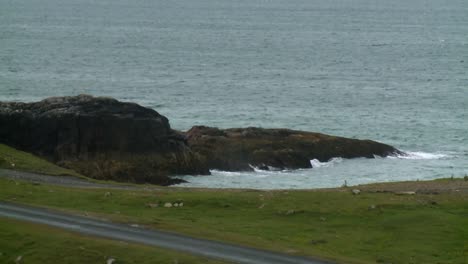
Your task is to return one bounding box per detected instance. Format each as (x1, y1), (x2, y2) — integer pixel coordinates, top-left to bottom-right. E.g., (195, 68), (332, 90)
(0, 144), (83, 178)
(0, 218), (228, 264)
(1, 143), (467, 263)
(1, 177), (467, 264)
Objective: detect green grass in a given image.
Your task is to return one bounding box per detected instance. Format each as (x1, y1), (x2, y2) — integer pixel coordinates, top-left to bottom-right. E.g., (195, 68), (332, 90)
(0, 217), (228, 264)
(0, 144), (83, 178)
(0, 178), (467, 264)
(0, 145), (467, 263)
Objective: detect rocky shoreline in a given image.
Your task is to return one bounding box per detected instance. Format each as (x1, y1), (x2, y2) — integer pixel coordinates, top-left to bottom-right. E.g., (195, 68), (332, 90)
(186, 126), (399, 172)
(0, 95), (402, 185)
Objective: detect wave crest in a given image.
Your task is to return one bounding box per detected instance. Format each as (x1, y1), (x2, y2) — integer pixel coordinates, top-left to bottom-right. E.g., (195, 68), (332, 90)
(310, 157), (343, 168)
(393, 151), (449, 160)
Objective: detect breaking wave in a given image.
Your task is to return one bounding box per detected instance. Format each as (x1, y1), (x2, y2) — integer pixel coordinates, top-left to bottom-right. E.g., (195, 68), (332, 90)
(391, 151), (449, 160)
(310, 157), (343, 168)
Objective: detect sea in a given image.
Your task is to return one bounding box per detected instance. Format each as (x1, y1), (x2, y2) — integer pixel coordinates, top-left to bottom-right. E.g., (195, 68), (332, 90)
(1, 0), (467, 189)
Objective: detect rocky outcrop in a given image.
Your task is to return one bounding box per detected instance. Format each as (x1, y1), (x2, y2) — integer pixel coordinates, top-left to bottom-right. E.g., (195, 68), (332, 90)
(0, 95), (208, 184)
(0, 95), (401, 185)
(186, 126), (400, 171)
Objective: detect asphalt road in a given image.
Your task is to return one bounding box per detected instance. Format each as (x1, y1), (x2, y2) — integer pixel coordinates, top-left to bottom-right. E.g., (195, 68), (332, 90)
(0, 202), (332, 264)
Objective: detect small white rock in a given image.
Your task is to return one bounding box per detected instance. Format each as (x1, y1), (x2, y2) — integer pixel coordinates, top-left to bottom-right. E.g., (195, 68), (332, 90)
(146, 203), (159, 208)
(396, 191), (416, 195)
(164, 202), (173, 208)
(285, 209), (295, 215)
(178, 202), (184, 207)
(173, 203), (179, 207)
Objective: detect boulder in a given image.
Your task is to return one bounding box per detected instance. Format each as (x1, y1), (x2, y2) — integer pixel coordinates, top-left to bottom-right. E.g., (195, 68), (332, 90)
(0, 95), (209, 184)
(186, 126), (401, 171)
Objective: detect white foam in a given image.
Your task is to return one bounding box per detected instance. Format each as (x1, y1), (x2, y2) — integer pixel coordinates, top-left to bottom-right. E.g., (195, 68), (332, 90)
(310, 157), (343, 168)
(210, 170), (243, 177)
(393, 151), (449, 160)
(250, 165), (282, 173)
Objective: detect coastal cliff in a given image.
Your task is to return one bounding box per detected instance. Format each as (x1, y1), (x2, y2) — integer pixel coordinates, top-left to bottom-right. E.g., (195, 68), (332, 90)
(0, 95), (208, 185)
(0, 95), (401, 185)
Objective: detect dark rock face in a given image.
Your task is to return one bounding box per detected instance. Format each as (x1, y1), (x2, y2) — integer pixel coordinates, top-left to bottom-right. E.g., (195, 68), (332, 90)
(0, 95), (208, 184)
(186, 126), (401, 171)
(0, 95), (402, 185)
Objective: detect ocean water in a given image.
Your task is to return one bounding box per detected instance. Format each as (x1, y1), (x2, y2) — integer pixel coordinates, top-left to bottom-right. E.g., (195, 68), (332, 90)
(1, 0), (467, 189)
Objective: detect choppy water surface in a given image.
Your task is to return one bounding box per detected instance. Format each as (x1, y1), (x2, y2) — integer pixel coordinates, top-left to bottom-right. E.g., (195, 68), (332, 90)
(1, 0), (467, 189)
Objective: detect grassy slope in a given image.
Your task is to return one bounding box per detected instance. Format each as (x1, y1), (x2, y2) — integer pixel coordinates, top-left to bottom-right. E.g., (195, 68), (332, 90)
(1, 143), (467, 263)
(1, 177), (467, 264)
(0, 218), (227, 264)
(0, 144), (83, 178)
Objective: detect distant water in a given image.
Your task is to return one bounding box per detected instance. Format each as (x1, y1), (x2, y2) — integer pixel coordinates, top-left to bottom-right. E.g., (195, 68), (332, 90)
(1, 0), (467, 189)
